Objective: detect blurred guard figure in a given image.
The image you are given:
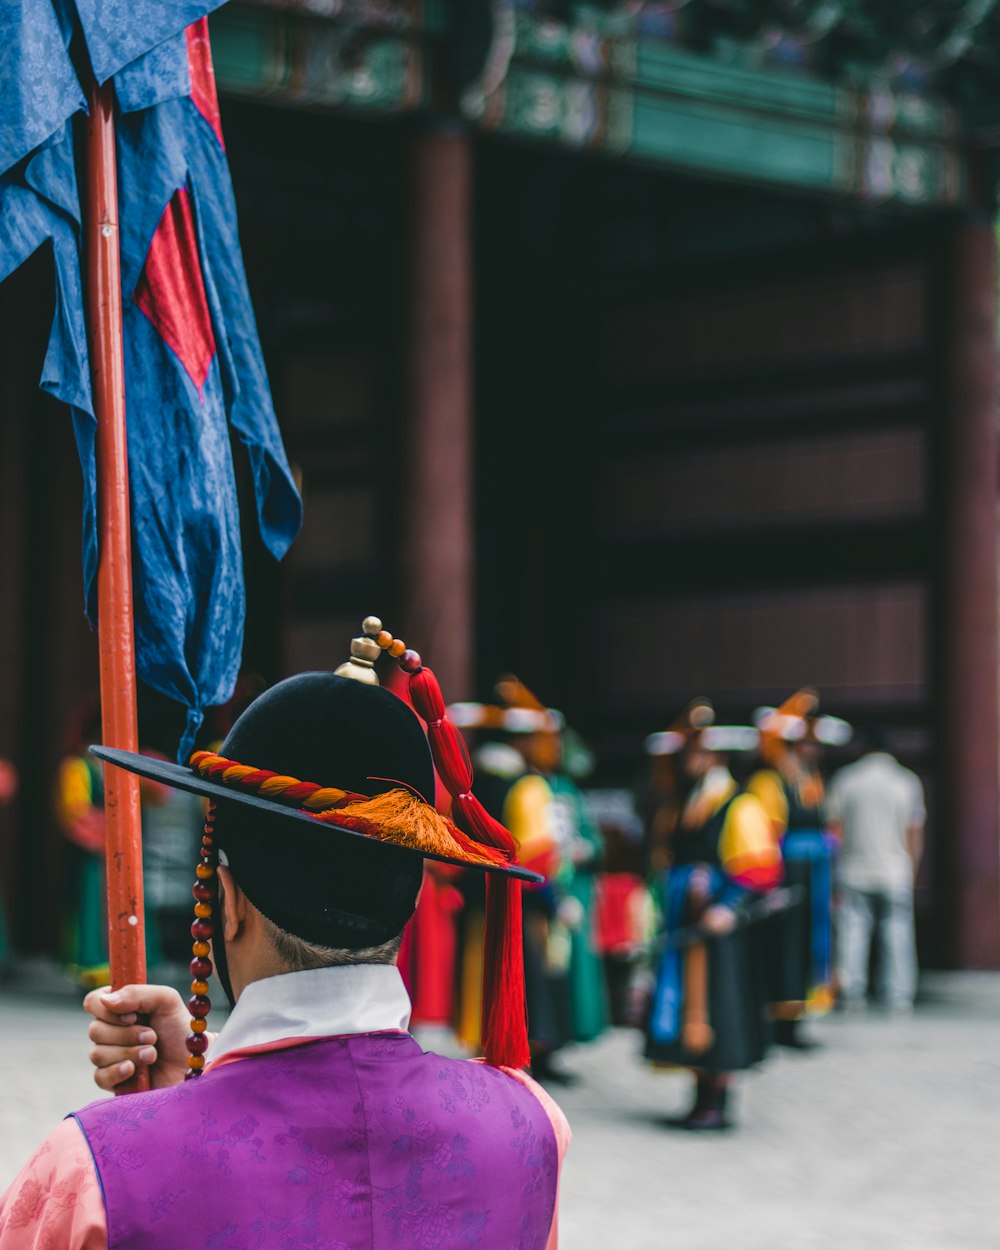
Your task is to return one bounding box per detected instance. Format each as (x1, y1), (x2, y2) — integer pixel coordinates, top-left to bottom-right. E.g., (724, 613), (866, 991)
(57, 705), (183, 983)
(587, 790), (652, 1027)
(140, 763), (207, 972)
(644, 701), (782, 1130)
(55, 701), (110, 987)
(826, 731), (925, 1012)
(748, 690), (851, 1047)
(495, 677), (609, 1048)
(448, 699), (566, 1079)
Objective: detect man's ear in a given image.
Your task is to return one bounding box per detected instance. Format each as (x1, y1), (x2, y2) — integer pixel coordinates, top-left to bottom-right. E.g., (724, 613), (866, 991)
(217, 865), (248, 942)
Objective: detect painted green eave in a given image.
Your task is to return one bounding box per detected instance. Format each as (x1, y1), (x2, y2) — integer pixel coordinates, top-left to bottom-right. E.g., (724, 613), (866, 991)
(632, 42), (959, 144)
(208, 4), (968, 208)
(210, 6), (428, 115)
(467, 43), (966, 207)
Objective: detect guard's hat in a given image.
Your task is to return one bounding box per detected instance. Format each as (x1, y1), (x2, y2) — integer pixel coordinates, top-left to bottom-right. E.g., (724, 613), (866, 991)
(755, 688), (852, 760)
(644, 698), (759, 756)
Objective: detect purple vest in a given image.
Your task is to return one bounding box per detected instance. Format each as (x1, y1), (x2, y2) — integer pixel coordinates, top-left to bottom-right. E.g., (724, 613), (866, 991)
(74, 1033), (559, 1250)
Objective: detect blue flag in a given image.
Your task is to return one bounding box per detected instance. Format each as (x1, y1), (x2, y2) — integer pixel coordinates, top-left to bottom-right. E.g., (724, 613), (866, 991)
(0, 5), (301, 759)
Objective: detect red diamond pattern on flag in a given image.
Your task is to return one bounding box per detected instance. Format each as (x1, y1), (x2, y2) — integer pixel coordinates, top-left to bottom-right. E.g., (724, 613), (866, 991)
(133, 185), (217, 392)
(186, 17), (225, 148)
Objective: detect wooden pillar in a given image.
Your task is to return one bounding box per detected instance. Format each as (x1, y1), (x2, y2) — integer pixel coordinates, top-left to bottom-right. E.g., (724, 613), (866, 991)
(400, 128), (473, 698)
(942, 219), (1000, 969)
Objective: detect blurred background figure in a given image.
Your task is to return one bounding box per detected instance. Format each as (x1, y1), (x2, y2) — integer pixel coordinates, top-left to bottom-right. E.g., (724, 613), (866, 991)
(496, 676), (609, 1049)
(55, 699), (108, 987)
(643, 701), (781, 1130)
(448, 699), (565, 1079)
(827, 731), (926, 1014)
(587, 789), (652, 1027)
(748, 690), (851, 1048)
(55, 698), (200, 986)
(396, 859), (463, 1030)
(137, 759), (205, 976)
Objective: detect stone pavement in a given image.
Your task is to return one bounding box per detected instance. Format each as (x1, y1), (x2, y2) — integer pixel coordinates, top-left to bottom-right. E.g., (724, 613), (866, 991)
(1, 969), (997, 1249)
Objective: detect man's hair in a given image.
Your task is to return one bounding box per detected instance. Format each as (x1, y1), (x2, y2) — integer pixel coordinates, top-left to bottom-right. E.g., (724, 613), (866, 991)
(864, 726), (893, 755)
(260, 912), (402, 972)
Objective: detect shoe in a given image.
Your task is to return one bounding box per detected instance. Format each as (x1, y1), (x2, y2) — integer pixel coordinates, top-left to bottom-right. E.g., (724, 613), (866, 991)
(683, 1107), (732, 1131)
(782, 1034), (822, 1051)
(530, 1055), (579, 1087)
(773, 1019), (821, 1051)
(681, 1082), (732, 1130)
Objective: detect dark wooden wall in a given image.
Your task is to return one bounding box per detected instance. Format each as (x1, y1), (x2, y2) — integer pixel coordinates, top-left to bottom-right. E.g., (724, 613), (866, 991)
(475, 144), (949, 956)
(593, 260), (933, 729)
(221, 102), (408, 684)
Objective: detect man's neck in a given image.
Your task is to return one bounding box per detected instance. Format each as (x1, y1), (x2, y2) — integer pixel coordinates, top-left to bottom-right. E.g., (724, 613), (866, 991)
(210, 964), (412, 1066)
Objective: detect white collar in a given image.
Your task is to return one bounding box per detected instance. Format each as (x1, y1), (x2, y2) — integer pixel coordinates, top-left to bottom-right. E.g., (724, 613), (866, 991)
(208, 964), (412, 1065)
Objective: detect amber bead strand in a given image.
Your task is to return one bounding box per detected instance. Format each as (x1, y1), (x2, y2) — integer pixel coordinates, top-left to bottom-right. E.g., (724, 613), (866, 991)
(185, 802), (217, 1078)
(361, 616), (421, 672)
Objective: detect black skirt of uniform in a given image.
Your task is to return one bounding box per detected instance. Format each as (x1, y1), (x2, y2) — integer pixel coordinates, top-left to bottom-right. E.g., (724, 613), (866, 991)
(522, 889), (573, 1053)
(643, 922), (772, 1073)
(761, 856), (812, 1008)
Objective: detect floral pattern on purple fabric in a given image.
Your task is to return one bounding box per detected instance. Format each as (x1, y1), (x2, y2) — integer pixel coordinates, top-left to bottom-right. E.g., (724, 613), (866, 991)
(181, 1109), (267, 1175)
(509, 1105), (557, 1196)
(431, 1134), (475, 1181)
(76, 1033), (559, 1250)
(461, 1210), (491, 1246)
(277, 1122), (363, 1186)
(148, 1189), (184, 1223)
(513, 1209), (549, 1250)
(365, 1033), (408, 1060)
(436, 1063), (493, 1114)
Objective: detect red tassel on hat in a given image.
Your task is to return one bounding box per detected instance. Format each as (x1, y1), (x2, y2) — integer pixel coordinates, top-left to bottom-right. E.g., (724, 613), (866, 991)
(408, 665), (530, 1070)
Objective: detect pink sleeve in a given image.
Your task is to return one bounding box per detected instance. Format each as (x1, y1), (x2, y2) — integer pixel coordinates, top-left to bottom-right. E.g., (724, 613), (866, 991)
(0, 1118), (107, 1250)
(501, 1068), (571, 1250)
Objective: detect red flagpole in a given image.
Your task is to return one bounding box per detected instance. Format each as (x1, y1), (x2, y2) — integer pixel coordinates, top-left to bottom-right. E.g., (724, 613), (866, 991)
(83, 76), (149, 1094)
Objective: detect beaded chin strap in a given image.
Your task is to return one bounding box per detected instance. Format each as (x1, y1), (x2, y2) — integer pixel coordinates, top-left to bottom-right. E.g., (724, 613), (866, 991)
(184, 807), (216, 1077)
(184, 616), (530, 1078)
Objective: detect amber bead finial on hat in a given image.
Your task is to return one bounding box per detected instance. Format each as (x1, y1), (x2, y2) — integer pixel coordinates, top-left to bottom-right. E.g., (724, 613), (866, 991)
(334, 618), (383, 685)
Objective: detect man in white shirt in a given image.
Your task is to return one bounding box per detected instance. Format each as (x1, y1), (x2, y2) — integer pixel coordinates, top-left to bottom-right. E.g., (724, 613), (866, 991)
(826, 735), (926, 1011)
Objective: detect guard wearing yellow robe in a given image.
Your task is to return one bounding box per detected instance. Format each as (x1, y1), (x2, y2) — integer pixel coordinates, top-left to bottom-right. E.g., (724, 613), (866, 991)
(448, 702), (564, 1075)
(644, 701), (783, 1130)
(748, 690), (851, 1047)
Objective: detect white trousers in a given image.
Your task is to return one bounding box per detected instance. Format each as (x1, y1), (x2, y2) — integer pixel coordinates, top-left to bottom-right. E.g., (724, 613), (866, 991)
(837, 885), (917, 1009)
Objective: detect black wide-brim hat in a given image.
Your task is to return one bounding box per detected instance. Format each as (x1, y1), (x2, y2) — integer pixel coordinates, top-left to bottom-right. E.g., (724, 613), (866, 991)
(94, 674), (538, 881)
(93, 673), (540, 950)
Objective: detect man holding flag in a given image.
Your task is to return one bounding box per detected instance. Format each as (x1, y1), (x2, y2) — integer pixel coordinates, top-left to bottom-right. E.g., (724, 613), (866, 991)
(0, 622), (569, 1250)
